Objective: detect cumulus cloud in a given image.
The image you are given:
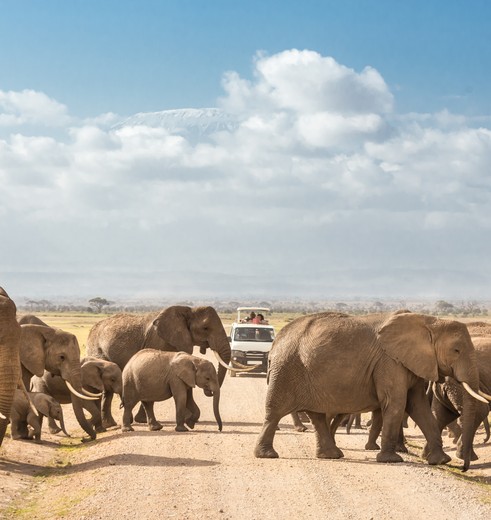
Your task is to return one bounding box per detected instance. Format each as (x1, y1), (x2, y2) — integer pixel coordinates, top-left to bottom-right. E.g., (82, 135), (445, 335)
(1, 49), (491, 299)
(0, 89), (70, 126)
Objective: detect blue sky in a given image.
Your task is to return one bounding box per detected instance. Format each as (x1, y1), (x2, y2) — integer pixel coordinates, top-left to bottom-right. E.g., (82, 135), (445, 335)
(1, 1), (491, 302)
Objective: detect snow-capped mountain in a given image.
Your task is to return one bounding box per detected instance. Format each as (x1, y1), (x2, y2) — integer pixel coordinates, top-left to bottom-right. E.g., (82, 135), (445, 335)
(113, 108), (239, 141)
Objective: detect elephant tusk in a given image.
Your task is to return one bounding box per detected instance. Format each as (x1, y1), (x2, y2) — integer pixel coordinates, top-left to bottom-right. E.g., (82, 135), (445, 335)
(478, 389), (491, 402)
(0, 412), (6, 420)
(212, 350), (258, 373)
(230, 359), (252, 369)
(81, 388), (103, 398)
(462, 382), (489, 403)
(66, 380), (100, 401)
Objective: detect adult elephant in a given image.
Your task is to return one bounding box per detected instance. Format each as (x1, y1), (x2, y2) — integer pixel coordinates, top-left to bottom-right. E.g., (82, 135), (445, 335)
(430, 335), (491, 460)
(86, 305), (243, 426)
(255, 311), (488, 471)
(19, 324), (101, 440)
(32, 357), (122, 432)
(0, 287), (22, 446)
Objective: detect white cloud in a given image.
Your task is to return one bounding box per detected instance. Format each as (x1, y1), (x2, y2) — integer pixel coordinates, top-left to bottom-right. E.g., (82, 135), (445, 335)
(0, 89), (70, 126)
(1, 49), (491, 300)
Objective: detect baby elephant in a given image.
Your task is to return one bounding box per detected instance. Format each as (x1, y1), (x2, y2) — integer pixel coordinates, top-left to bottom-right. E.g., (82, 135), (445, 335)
(10, 390), (69, 442)
(122, 350), (222, 432)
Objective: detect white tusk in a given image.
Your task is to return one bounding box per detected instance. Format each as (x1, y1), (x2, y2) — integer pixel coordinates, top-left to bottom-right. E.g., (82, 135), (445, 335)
(212, 350), (258, 373)
(66, 380), (100, 401)
(462, 382), (489, 403)
(82, 388), (103, 398)
(478, 389), (491, 402)
(0, 412), (6, 419)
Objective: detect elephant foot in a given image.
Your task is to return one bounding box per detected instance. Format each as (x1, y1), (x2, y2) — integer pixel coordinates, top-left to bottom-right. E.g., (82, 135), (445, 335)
(102, 418), (118, 429)
(376, 451), (404, 463)
(149, 422), (163, 431)
(175, 425), (189, 432)
(254, 444), (279, 458)
(456, 446), (478, 462)
(121, 425), (134, 432)
(317, 447), (344, 459)
(427, 450), (452, 465)
(396, 443), (408, 453)
(295, 425), (308, 432)
(49, 426), (62, 434)
(185, 418), (197, 429)
(365, 441), (380, 451)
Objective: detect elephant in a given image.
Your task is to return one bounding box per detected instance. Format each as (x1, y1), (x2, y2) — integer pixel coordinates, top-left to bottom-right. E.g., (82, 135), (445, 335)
(18, 314), (49, 326)
(0, 287), (22, 446)
(10, 389), (69, 442)
(121, 350), (222, 433)
(430, 334), (491, 459)
(255, 311), (488, 471)
(19, 323), (101, 440)
(86, 306), (245, 426)
(32, 357), (122, 433)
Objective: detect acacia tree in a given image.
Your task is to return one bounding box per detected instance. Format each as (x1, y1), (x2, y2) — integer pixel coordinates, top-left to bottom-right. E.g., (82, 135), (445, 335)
(88, 297), (112, 313)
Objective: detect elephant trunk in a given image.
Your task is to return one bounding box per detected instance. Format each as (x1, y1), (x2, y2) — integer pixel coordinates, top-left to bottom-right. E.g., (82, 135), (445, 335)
(212, 386), (222, 432)
(210, 337), (231, 387)
(58, 412), (71, 437)
(65, 366), (97, 439)
(457, 356), (480, 472)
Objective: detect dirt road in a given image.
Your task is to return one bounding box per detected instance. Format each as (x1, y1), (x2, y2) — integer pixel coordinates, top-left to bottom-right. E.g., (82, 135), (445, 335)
(1, 364), (491, 520)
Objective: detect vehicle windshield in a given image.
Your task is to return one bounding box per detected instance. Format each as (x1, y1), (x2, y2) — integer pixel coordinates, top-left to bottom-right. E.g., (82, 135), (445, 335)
(234, 327), (274, 342)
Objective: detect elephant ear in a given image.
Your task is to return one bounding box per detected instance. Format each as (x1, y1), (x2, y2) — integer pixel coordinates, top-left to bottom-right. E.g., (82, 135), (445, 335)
(172, 353), (196, 388)
(30, 393), (50, 417)
(19, 325), (53, 377)
(377, 313), (439, 382)
(81, 361), (105, 392)
(151, 306), (194, 354)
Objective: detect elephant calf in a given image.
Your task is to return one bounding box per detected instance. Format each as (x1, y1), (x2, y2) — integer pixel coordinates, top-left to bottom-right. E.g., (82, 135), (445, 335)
(10, 389), (69, 442)
(122, 350), (222, 432)
(31, 358), (123, 433)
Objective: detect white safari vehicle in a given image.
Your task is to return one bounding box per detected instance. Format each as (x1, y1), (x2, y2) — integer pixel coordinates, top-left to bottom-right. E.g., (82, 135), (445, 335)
(228, 307), (276, 377)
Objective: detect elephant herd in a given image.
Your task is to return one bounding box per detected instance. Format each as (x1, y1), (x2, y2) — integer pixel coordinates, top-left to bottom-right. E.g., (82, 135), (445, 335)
(1, 286), (491, 473)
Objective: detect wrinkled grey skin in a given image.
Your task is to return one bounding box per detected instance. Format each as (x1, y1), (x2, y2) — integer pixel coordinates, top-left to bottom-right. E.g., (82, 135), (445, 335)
(19, 324), (97, 440)
(18, 314), (49, 326)
(430, 334), (491, 461)
(86, 306), (231, 426)
(10, 389), (69, 442)
(32, 358), (122, 433)
(0, 287), (22, 446)
(122, 350), (222, 432)
(255, 311), (482, 471)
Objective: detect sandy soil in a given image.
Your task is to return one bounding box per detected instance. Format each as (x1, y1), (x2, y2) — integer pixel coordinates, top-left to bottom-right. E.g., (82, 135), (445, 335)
(1, 366), (490, 520)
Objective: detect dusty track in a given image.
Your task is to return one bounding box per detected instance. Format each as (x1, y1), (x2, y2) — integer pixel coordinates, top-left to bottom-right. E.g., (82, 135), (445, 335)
(1, 362), (491, 519)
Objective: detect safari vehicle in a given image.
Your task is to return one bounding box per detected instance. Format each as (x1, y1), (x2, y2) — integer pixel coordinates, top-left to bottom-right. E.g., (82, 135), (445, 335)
(228, 307), (276, 377)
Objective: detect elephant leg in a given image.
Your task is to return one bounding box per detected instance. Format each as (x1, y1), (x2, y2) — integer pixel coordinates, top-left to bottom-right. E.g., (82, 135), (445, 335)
(407, 385), (451, 465)
(141, 401), (163, 431)
(174, 389), (190, 432)
(11, 418), (28, 440)
(71, 397), (97, 440)
(184, 389), (200, 429)
(365, 409), (382, 450)
(254, 411), (283, 458)
(85, 400), (106, 433)
(48, 416), (62, 434)
(291, 412), (308, 432)
(377, 395), (407, 464)
(447, 419), (462, 444)
(307, 411), (344, 459)
(101, 391), (118, 428)
(330, 414), (347, 436)
(28, 415), (43, 443)
(122, 400), (136, 433)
